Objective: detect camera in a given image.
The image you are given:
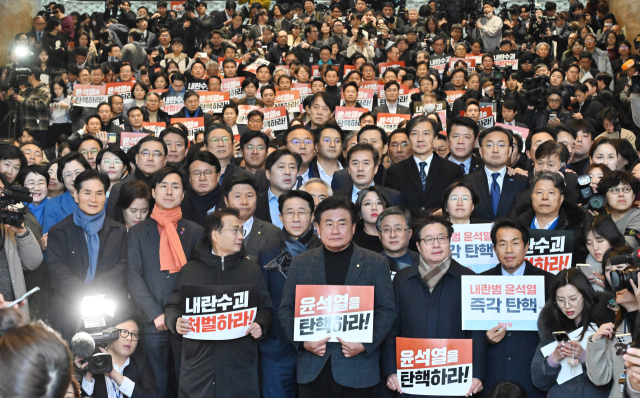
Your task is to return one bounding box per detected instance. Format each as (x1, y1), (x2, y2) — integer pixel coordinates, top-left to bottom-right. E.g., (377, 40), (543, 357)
(576, 174), (606, 213)
(521, 75), (550, 110)
(621, 59), (640, 93)
(0, 185), (32, 228)
(611, 266), (640, 294)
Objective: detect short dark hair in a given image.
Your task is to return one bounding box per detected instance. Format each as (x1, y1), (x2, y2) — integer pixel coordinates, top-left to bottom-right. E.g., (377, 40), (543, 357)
(74, 168), (110, 193)
(239, 130), (269, 150)
(96, 144), (131, 176)
(278, 189), (315, 214)
(313, 196), (357, 225)
(316, 122), (346, 143)
(414, 215), (454, 239)
(265, 149), (302, 171)
(596, 170), (640, 196)
(531, 171), (566, 195)
(535, 141), (569, 164)
(222, 173), (257, 198)
(18, 165), (49, 187)
(310, 92), (335, 113)
(347, 143), (379, 166)
(137, 135), (168, 155)
(188, 151), (221, 174)
(525, 126), (557, 151)
(160, 126), (189, 147)
(57, 152), (91, 181)
(203, 208), (241, 246)
(282, 125), (314, 146)
(589, 136), (617, 159)
(150, 166), (188, 191)
(447, 116), (480, 139)
(490, 217), (530, 246)
(0, 145), (28, 172)
(115, 179), (151, 210)
(357, 125), (388, 146)
(478, 126), (513, 147)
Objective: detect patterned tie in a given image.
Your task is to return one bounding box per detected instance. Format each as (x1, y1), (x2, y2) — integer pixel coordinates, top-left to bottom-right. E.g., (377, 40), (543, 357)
(296, 175), (303, 189)
(419, 162), (428, 190)
(491, 172), (501, 217)
(460, 163), (466, 174)
(37, 31), (42, 41)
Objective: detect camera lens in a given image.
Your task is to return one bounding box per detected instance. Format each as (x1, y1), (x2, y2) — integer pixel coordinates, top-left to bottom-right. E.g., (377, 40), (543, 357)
(611, 270), (622, 291)
(94, 356), (105, 367)
(589, 195), (605, 209)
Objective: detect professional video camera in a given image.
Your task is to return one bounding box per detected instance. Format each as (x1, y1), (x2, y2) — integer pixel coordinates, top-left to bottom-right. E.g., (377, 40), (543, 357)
(0, 185), (32, 228)
(71, 296), (120, 375)
(498, 4), (517, 22)
(621, 59), (640, 94)
(575, 174), (606, 213)
(490, 65), (509, 100)
(520, 75), (550, 110)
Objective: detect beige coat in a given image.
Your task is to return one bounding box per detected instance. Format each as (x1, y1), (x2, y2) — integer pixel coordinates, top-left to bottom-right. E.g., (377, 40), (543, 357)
(586, 321), (628, 398)
(5, 228), (44, 318)
(596, 128), (637, 148)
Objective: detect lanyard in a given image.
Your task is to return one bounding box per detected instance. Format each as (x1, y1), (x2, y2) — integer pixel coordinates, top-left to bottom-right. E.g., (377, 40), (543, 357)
(108, 376), (122, 398)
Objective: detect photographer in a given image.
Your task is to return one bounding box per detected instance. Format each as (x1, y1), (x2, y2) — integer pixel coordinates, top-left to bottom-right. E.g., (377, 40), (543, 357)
(550, 11), (572, 61)
(104, 0), (137, 30)
(78, 316), (156, 398)
(523, 88), (573, 129)
(571, 83), (604, 131)
(41, 18), (69, 69)
(7, 68), (51, 147)
(347, 29), (374, 63)
(596, 170), (640, 250)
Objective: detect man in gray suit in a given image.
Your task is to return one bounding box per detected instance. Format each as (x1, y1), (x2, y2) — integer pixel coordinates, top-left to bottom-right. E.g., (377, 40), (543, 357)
(372, 81), (411, 115)
(223, 174), (281, 263)
(279, 196), (396, 397)
(121, 28), (147, 70)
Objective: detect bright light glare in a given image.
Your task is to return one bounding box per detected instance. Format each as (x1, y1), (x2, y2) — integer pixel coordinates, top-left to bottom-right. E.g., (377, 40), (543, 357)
(13, 46), (29, 59)
(81, 295), (115, 318)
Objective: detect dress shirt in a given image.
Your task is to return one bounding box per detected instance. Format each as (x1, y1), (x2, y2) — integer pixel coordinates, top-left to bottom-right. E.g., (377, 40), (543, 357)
(501, 262), (527, 276)
(448, 156), (472, 174)
(243, 216), (255, 238)
(533, 216), (559, 230)
(82, 358), (135, 397)
(484, 166), (507, 193)
(268, 188), (283, 229)
(351, 182), (374, 203)
(386, 100), (398, 113)
(317, 160), (342, 186)
(413, 154), (433, 175)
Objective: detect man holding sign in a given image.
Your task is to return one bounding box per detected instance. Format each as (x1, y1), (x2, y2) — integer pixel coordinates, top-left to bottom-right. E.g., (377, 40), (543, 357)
(479, 218), (553, 398)
(382, 215), (485, 397)
(166, 208), (273, 398)
(279, 197), (396, 397)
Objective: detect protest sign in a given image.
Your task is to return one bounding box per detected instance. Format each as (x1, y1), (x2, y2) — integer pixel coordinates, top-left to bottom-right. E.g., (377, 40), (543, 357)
(377, 113), (411, 134)
(161, 92), (184, 115)
(186, 79), (208, 91)
(465, 53), (484, 65)
(182, 284), (258, 340)
(526, 230), (574, 274)
(169, 1), (186, 16)
(478, 106), (495, 129)
(340, 88), (374, 111)
(120, 132), (150, 152)
(244, 58), (271, 75)
(396, 338), (473, 396)
(343, 65), (355, 78)
(237, 105), (259, 124)
(450, 223), (495, 273)
(461, 275), (545, 331)
(275, 90), (301, 112)
(261, 106), (288, 132)
(199, 91), (230, 114)
(311, 65), (339, 78)
(335, 106), (368, 131)
(495, 123), (530, 142)
(292, 83), (313, 102)
(429, 55), (450, 78)
(493, 51), (519, 69)
(360, 80), (379, 94)
(445, 90), (465, 108)
(449, 57), (476, 74)
(217, 57), (243, 67)
(73, 85), (106, 107)
(378, 61), (405, 75)
(221, 77), (245, 100)
(142, 122), (166, 137)
(376, 84), (410, 108)
(106, 82), (134, 100)
(293, 285), (374, 343)
(170, 117), (205, 141)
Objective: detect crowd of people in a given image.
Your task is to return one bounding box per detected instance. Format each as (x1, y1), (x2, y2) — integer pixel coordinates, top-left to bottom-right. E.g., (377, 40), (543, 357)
(2, 0), (640, 397)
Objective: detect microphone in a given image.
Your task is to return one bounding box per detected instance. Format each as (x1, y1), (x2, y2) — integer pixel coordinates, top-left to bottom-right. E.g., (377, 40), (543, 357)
(622, 59), (636, 71)
(70, 332), (96, 359)
(609, 247), (640, 266)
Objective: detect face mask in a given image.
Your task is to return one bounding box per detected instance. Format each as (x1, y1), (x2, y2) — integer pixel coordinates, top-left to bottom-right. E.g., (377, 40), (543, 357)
(423, 103), (436, 113)
(605, 23), (612, 27)
(92, 21), (97, 26)
(108, 56), (120, 63)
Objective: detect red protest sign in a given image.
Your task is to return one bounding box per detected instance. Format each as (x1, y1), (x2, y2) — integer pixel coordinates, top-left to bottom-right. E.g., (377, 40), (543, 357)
(260, 106), (288, 132)
(465, 53), (484, 65)
(478, 106), (494, 129)
(292, 83), (313, 102)
(170, 117), (205, 141)
(73, 84), (106, 107)
(360, 80), (379, 94)
(120, 132), (150, 152)
(106, 82), (134, 100)
(377, 113), (411, 134)
(275, 90), (301, 112)
(343, 65), (355, 78)
(396, 338), (473, 395)
(445, 90), (466, 108)
(495, 123), (530, 141)
(311, 65), (339, 79)
(335, 106), (368, 131)
(340, 89), (374, 111)
(294, 285), (374, 343)
(142, 122), (166, 137)
(221, 77), (245, 100)
(198, 91), (230, 114)
(170, 1), (186, 16)
(237, 105), (260, 124)
(378, 61), (405, 75)
(377, 84), (411, 108)
(449, 57), (476, 74)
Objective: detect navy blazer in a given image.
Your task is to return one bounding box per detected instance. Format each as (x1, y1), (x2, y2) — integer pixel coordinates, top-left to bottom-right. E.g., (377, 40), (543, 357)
(446, 154), (484, 174)
(384, 154), (464, 213)
(126, 218), (203, 333)
(333, 184), (403, 207)
(464, 169), (529, 221)
(381, 259), (487, 397)
(479, 262), (554, 398)
(244, 218), (281, 263)
(254, 191), (273, 224)
(279, 244), (396, 388)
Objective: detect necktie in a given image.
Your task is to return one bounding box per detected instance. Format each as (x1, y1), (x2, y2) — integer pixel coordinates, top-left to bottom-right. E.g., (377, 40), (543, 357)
(296, 175), (303, 189)
(460, 163), (466, 174)
(37, 31), (42, 41)
(491, 172), (501, 217)
(419, 162), (428, 190)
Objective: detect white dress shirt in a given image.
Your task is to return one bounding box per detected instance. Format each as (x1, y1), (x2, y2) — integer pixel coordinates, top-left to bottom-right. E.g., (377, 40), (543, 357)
(413, 154), (433, 176)
(243, 216), (255, 239)
(82, 358), (135, 397)
(317, 160), (342, 186)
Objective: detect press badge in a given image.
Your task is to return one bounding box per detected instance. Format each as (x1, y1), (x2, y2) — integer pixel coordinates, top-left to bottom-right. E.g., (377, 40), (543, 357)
(108, 133), (116, 143)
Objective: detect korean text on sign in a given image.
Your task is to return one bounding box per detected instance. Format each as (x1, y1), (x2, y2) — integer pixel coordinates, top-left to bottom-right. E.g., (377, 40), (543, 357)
(461, 275), (545, 331)
(450, 223), (495, 274)
(120, 132), (150, 153)
(377, 113), (411, 134)
(198, 91), (230, 114)
(396, 338), (473, 396)
(221, 77), (246, 100)
(182, 284), (258, 340)
(260, 106), (288, 131)
(73, 84), (106, 108)
(294, 285), (374, 343)
(525, 230), (574, 274)
(335, 106), (368, 131)
(275, 90), (301, 112)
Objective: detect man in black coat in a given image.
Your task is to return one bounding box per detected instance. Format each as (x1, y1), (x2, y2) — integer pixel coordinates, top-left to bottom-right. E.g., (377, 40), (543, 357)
(279, 197), (396, 396)
(384, 116), (464, 216)
(383, 215), (486, 397)
(166, 208), (273, 398)
(464, 126), (529, 221)
(127, 166), (203, 398)
(254, 149), (301, 228)
(480, 218), (554, 398)
(267, 30), (292, 65)
(332, 126), (388, 190)
(211, 0), (236, 30)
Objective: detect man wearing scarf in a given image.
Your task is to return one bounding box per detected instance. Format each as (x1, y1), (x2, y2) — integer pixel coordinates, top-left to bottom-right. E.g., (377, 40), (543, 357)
(259, 190), (321, 398)
(181, 151), (225, 224)
(46, 169), (129, 341)
(127, 166), (203, 398)
(173, 90), (212, 125)
(106, 136), (167, 223)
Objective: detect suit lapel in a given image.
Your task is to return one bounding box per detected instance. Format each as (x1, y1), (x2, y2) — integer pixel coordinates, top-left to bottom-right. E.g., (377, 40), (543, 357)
(246, 219), (263, 247)
(313, 249), (328, 284)
(422, 155), (441, 195)
(68, 223), (89, 274)
(474, 171), (492, 215)
(96, 220), (111, 262)
(497, 176), (517, 217)
(344, 245), (365, 285)
(145, 220), (161, 254)
(403, 158), (424, 194)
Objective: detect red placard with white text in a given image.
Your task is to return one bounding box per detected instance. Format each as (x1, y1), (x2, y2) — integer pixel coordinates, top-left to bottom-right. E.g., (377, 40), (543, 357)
(198, 91), (230, 113)
(343, 65), (355, 78)
(377, 84), (411, 108)
(378, 61), (405, 75)
(311, 65), (339, 78)
(221, 77), (245, 100)
(396, 338), (473, 396)
(294, 285), (374, 343)
(275, 90), (301, 112)
(73, 85), (106, 107)
(292, 83), (313, 102)
(120, 132), (150, 152)
(340, 89), (374, 111)
(260, 106), (288, 131)
(236, 105), (259, 124)
(335, 106), (368, 131)
(449, 57), (476, 74)
(142, 122), (166, 137)
(170, 117), (205, 141)
(377, 113), (411, 134)
(106, 82), (134, 100)
(445, 90), (465, 108)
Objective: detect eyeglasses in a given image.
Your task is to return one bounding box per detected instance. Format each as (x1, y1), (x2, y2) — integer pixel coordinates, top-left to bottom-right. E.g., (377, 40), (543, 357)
(245, 144), (265, 151)
(620, 46), (630, 50)
(220, 227), (245, 235)
(63, 170), (83, 180)
(209, 136), (231, 144)
(420, 235), (450, 245)
(609, 186), (633, 195)
(146, 99), (160, 104)
(117, 329), (140, 341)
(555, 296), (583, 308)
(603, 121), (615, 128)
(101, 158), (123, 166)
(190, 170), (216, 178)
(448, 195), (471, 202)
(283, 210), (310, 218)
(139, 150), (164, 158)
(483, 142), (509, 149)
(80, 149), (99, 156)
(548, 98), (561, 103)
(248, 118), (263, 124)
(24, 181), (47, 189)
(288, 138), (313, 146)
(380, 227), (410, 235)
(322, 137), (341, 145)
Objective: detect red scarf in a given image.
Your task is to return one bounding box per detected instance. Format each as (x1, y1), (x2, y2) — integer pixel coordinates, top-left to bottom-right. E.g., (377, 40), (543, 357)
(150, 205), (187, 273)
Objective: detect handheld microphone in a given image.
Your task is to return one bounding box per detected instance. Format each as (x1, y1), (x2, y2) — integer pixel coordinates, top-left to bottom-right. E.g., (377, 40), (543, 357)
(609, 247), (640, 266)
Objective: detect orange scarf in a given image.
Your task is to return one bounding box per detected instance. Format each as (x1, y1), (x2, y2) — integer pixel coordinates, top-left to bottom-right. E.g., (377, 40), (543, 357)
(151, 205), (187, 273)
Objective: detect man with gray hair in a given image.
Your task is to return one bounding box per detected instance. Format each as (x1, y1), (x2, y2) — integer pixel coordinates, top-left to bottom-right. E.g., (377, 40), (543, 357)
(377, 207), (419, 279)
(206, 60), (219, 77)
(300, 178), (333, 206)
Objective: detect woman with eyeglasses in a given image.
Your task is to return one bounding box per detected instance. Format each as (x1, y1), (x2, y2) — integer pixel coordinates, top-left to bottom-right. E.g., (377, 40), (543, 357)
(77, 316), (156, 397)
(115, 180), (151, 230)
(353, 187), (391, 253)
(585, 245), (639, 398)
(596, 171), (640, 250)
(97, 145), (131, 194)
(180, 152), (224, 225)
(531, 268), (614, 398)
(440, 182), (488, 225)
(20, 165), (50, 227)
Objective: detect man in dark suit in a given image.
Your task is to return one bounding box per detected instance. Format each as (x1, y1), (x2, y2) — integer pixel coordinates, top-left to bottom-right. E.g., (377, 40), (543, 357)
(136, 16), (158, 51)
(383, 216), (486, 396)
(372, 81), (411, 115)
(464, 126), (529, 221)
(313, 123), (345, 187)
(331, 125), (388, 190)
(254, 149), (302, 229)
(333, 143), (402, 206)
(223, 174), (281, 264)
(377, 207), (420, 279)
(446, 116), (484, 175)
(211, 0), (236, 30)
(126, 166), (203, 398)
(480, 218), (554, 398)
(279, 196), (396, 397)
(205, 123), (252, 184)
(502, 99), (529, 128)
(384, 116), (464, 215)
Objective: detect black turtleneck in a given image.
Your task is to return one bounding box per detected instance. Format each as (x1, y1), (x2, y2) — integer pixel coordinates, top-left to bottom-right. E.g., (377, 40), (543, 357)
(134, 167), (153, 187)
(324, 243), (354, 285)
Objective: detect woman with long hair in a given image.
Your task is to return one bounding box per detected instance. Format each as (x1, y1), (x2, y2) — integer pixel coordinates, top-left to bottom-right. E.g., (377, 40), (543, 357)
(582, 215), (626, 290)
(49, 78), (73, 148)
(353, 187), (391, 253)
